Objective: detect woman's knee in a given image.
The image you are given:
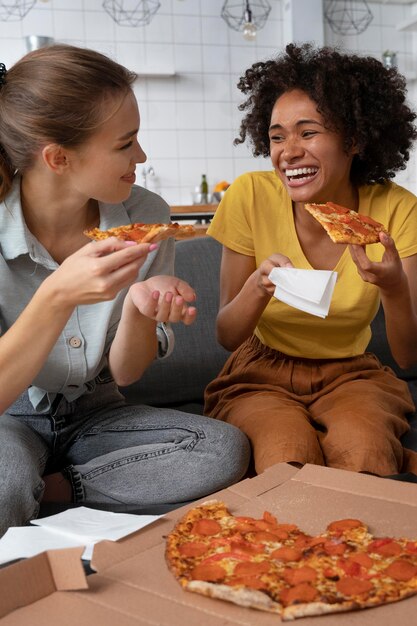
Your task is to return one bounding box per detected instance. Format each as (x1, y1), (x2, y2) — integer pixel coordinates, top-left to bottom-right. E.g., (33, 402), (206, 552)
(202, 419), (251, 485)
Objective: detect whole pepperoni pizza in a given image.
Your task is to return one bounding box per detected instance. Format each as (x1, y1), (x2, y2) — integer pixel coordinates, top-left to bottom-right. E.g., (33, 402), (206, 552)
(165, 500), (417, 620)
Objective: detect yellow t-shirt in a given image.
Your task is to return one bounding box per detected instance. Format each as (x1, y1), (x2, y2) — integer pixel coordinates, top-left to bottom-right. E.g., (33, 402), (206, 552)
(207, 171), (417, 359)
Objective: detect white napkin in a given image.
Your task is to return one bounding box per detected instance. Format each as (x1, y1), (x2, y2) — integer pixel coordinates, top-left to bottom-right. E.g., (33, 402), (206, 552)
(0, 507), (160, 565)
(268, 268), (337, 318)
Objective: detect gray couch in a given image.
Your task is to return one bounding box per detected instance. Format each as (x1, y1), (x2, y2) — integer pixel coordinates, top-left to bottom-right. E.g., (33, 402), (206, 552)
(40, 237), (417, 518)
(121, 236), (417, 458)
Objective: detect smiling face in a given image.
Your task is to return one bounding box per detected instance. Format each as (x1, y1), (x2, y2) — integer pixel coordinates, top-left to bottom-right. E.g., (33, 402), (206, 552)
(66, 90), (146, 204)
(269, 89), (357, 206)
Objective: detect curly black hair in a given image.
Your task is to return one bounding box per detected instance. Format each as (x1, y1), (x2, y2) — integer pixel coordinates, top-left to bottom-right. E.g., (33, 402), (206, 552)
(235, 43), (417, 186)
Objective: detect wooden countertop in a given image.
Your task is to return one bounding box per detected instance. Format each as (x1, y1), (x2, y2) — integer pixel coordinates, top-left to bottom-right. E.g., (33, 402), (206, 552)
(170, 204), (217, 213)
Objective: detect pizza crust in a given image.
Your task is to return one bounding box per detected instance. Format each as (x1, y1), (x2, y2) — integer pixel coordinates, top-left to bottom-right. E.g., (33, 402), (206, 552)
(186, 581), (282, 613)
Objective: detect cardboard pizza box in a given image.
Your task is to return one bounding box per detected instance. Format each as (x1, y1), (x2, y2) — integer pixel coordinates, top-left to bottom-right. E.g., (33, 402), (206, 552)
(1, 463), (417, 625)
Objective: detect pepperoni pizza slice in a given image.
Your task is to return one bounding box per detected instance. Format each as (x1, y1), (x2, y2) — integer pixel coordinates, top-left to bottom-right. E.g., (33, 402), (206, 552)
(304, 202), (389, 244)
(84, 222), (196, 244)
(165, 500), (417, 621)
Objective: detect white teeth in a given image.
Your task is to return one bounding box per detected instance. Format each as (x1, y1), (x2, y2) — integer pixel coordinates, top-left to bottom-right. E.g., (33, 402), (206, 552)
(285, 167), (318, 177)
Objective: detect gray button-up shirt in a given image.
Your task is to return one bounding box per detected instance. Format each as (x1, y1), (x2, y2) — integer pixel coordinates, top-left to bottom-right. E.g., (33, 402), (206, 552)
(0, 177), (174, 412)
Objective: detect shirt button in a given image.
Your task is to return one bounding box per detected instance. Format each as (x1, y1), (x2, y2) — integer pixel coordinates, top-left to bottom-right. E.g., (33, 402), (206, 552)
(68, 336), (82, 348)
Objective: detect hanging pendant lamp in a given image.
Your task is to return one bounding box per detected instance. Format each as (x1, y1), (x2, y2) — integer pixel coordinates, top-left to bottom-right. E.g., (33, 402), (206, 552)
(221, 0), (271, 41)
(324, 0), (373, 36)
(102, 0), (161, 27)
(0, 0), (36, 21)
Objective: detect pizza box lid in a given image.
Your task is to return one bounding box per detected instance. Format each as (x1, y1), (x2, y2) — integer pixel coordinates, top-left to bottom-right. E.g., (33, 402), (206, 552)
(0, 463), (417, 625)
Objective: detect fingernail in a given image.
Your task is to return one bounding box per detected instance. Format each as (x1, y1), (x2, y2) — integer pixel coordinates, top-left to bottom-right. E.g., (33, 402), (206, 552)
(149, 243), (158, 251)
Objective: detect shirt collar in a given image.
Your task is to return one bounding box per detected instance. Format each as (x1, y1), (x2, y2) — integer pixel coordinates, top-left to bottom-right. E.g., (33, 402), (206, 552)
(0, 176), (132, 264)
(0, 175), (34, 261)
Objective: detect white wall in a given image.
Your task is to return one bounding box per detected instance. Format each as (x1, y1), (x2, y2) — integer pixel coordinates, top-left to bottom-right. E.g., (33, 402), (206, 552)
(0, 0), (415, 203)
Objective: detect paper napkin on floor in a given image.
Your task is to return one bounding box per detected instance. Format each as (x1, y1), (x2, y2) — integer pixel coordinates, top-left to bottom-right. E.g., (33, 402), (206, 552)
(268, 268), (337, 318)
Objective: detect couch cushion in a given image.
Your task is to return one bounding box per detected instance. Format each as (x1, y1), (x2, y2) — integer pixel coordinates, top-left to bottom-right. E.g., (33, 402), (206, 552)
(120, 237), (230, 407)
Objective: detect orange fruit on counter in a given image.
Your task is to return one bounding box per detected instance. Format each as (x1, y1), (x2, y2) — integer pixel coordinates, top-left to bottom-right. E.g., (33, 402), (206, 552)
(214, 181), (230, 192)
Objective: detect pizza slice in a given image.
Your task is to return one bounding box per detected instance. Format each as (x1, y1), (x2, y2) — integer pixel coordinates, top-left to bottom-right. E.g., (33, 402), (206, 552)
(84, 222), (196, 244)
(304, 201), (388, 244)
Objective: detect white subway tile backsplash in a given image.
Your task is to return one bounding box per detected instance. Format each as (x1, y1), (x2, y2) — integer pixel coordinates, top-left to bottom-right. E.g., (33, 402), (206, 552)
(201, 16), (229, 46)
(204, 101), (235, 130)
(144, 14), (173, 44)
(178, 129), (206, 158)
(203, 72), (234, 102)
(21, 8), (54, 37)
(1, 0), (416, 200)
(53, 10), (85, 41)
(174, 43), (203, 72)
(176, 101), (205, 129)
(205, 130), (235, 158)
(202, 44), (230, 73)
(84, 8), (114, 41)
(148, 129), (179, 159)
(173, 15), (202, 45)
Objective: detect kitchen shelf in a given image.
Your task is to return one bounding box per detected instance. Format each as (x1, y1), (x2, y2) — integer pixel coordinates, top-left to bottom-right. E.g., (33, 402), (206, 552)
(136, 70), (176, 78)
(396, 15), (417, 32)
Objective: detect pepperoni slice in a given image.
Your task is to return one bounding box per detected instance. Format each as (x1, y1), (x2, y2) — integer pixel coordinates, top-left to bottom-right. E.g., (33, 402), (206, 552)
(384, 560), (417, 582)
(234, 522), (257, 533)
(347, 552), (374, 569)
(326, 202), (350, 214)
(226, 576), (268, 590)
(367, 539), (402, 557)
(178, 542), (208, 557)
(336, 576), (374, 596)
(405, 541), (417, 554)
(327, 519), (364, 533)
(231, 540), (265, 556)
(251, 531), (282, 543)
(294, 533), (313, 549)
(324, 540), (347, 556)
(283, 565), (317, 585)
(263, 510), (278, 526)
(234, 561), (271, 576)
(202, 551), (250, 564)
(271, 547), (303, 563)
(338, 559), (361, 577)
(191, 518), (222, 536)
(280, 582), (318, 606)
(190, 562), (226, 582)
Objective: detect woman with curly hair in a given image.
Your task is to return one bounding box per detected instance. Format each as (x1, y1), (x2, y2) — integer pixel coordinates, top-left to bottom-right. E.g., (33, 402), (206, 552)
(204, 43), (417, 477)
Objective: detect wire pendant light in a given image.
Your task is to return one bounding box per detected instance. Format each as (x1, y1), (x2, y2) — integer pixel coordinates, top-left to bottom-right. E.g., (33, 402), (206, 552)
(0, 0), (36, 21)
(102, 0), (161, 27)
(324, 0), (373, 36)
(221, 0), (271, 41)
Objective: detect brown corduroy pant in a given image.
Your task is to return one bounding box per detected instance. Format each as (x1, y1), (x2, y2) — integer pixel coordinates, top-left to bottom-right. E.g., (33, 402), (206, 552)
(204, 335), (417, 477)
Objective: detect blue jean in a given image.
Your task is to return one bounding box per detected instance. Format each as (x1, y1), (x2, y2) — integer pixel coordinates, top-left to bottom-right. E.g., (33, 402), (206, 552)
(0, 373), (250, 536)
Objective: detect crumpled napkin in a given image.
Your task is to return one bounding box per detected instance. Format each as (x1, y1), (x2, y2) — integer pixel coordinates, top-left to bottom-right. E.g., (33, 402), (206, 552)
(268, 268), (337, 318)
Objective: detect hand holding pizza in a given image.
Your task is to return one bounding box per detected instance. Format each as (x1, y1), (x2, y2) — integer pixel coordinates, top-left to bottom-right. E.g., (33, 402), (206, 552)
(129, 275), (197, 325)
(48, 237), (153, 308)
(349, 232), (407, 293)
